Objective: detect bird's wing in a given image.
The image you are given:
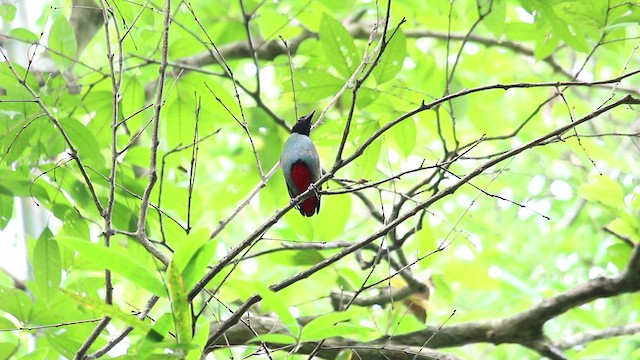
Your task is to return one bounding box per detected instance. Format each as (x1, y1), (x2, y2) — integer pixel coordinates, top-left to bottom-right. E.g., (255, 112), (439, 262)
(285, 181), (296, 199)
(285, 181), (303, 214)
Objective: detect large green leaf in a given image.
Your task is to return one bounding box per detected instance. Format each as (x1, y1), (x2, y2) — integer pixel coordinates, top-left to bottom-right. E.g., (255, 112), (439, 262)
(373, 29), (406, 84)
(483, 0), (506, 36)
(120, 76), (147, 129)
(59, 117), (103, 165)
(552, 0), (606, 30)
(3, 85), (40, 117)
(9, 28), (38, 43)
(48, 16), (77, 72)
(186, 317), (210, 360)
(57, 236), (167, 297)
(0, 187), (13, 230)
(295, 70), (345, 103)
(319, 13), (360, 78)
(182, 241), (217, 291)
(0, 287), (32, 323)
(388, 117), (416, 157)
(256, 285), (300, 338)
(166, 259), (192, 347)
(0, 4), (16, 22)
(300, 309), (362, 342)
(578, 175), (625, 210)
(33, 229), (61, 304)
(65, 291), (151, 332)
(135, 313), (174, 359)
(353, 122), (382, 180)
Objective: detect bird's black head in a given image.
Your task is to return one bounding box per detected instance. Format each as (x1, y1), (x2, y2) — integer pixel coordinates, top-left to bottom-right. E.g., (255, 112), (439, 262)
(291, 111), (315, 136)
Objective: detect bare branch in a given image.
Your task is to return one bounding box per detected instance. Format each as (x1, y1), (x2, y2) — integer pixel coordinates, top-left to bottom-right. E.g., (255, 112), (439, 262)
(207, 314), (461, 360)
(556, 323), (640, 350)
(134, 0), (172, 266)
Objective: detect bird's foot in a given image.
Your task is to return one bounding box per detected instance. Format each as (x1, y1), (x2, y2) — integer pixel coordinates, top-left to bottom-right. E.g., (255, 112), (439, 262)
(307, 183), (321, 198)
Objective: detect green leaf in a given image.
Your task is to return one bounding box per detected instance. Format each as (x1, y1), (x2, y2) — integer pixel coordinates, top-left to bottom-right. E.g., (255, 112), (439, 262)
(0, 313), (17, 336)
(186, 317), (210, 360)
(534, 32), (560, 60)
(85, 91), (114, 149)
(0, 170), (48, 201)
(504, 22), (538, 41)
(165, 97), (196, 150)
(354, 124), (382, 180)
(335, 266), (360, 291)
(109, 199), (138, 232)
(257, 7), (294, 40)
(65, 291), (151, 332)
(0, 61), (37, 90)
(483, 0), (506, 36)
(300, 309), (361, 342)
(0, 343), (18, 360)
(121, 77), (147, 126)
(4, 85), (40, 117)
(552, 0), (606, 30)
(373, 29), (406, 84)
(59, 117), (103, 165)
(319, 13), (360, 78)
(388, 117), (416, 157)
(48, 16), (77, 72)
(606, 218), (639, 243)
(283, 249), (325, 267)
(0, 187), (13, 230)
(170, 231), (208, 273)
(431, 274), (453, 302)
(256, 286), (299, 337)
(17, 347), (49, 360)
(0, 4), (16, 22)
(609, 12), (640, 27)
(57, 236), (167, 297)
(606, 243), (632, 269)
(296, 70), (344, 103)
(578, 175), (625, 210)
(0, 116), (29, 165)
(301, 322), (360, 341)
(182, 240), (217, 291)
(45, 330), (83, 359)
(355, 87), (381, 109)
(631, 191), (640, 210)
(9, 28), (38, 43)
(316, 189), (351, 240)
(559, 27), (589, 53)
(0, 287), (32, 323)
(136, 313), (173, 358)
(0, 345), (14, 360)
(33, 229), (61, 304)
(166, 259), (192, 347)
(335, 349), (354, 360)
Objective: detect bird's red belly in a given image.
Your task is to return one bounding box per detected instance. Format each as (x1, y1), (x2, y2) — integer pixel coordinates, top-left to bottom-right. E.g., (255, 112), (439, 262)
(291, 162), (317, 216)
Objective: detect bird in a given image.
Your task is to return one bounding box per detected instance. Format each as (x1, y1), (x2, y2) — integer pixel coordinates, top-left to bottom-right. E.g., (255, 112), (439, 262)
(280, 111), (321, 217)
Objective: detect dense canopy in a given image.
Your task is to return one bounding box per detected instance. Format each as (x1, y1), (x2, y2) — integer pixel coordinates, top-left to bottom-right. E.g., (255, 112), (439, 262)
(0, 0), (639, 359)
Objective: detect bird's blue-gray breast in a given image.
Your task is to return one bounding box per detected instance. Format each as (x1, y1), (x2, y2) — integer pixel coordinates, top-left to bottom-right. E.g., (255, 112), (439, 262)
(280, 133), (321, 195)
